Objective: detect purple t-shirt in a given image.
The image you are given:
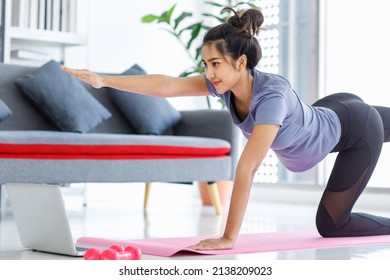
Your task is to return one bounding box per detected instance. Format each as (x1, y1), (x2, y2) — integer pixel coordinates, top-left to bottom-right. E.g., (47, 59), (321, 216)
(206, 70), (341, 172)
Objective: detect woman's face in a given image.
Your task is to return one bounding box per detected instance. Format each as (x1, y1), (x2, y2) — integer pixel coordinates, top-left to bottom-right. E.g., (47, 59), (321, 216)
(202, 43), (242, 94)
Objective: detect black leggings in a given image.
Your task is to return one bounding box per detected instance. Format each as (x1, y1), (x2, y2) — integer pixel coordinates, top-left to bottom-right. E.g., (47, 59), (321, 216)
(312, 93), (390, 237)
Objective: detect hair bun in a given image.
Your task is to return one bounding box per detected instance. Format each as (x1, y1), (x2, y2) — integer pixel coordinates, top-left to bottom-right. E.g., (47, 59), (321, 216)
(228, 13), (244, 28)
(224, 7), (264, 37)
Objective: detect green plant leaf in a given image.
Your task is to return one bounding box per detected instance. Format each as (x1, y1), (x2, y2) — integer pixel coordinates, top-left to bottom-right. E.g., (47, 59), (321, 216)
(179, 71), (190, 77)
(195, 46), (203, 60)
(174, 12), (193, 29)
(202, 13), (226, 23)
(158, 12), (169, 23)
(141, 14), (161, 23)
(179, 21), (202, 35)
(165, 4), (176, 24)
(206, 96), (212, 109)
(204, 1), (224, 8)
(195, 60), (205, 73)
(187, 23), (203, 49)
(179, 69), (197, 77)
(157, 4), (176, 24)
(217, 99), (226, 109)
(202, 24), (212, 31)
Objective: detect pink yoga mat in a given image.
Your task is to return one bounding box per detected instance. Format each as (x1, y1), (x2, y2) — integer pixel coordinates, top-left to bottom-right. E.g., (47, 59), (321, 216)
(77, 230), (390, 257)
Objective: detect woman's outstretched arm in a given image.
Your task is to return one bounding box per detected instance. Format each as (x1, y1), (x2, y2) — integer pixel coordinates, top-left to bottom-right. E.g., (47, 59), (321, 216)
(60, 66), (210, 98)
(189, 124), (280, 250)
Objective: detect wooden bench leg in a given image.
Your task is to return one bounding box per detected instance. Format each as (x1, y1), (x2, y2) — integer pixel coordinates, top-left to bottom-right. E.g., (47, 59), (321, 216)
(144, 182), (151, 209)
(207, 182), (223, 215)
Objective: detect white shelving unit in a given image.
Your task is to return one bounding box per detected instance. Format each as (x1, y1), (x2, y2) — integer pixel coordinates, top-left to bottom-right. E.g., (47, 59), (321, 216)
(3, 0), (87, 66)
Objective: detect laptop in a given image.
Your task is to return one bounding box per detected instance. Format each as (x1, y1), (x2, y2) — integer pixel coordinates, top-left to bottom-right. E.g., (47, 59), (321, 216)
(5, 183), (88, 257)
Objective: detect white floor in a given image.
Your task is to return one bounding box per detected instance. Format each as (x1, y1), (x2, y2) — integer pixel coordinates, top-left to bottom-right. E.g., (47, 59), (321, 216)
(1, 182), (390, 260)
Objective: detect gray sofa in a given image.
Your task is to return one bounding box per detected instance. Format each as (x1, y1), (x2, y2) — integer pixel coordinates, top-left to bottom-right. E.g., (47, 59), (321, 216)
(0, 62), (240, 215)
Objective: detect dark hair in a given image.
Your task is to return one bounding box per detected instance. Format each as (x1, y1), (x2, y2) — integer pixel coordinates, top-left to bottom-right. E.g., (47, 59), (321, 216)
(203, 7), (264, 72)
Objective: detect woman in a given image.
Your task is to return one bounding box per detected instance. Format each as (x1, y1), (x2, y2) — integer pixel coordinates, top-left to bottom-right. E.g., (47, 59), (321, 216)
(61, 7), (390, 250)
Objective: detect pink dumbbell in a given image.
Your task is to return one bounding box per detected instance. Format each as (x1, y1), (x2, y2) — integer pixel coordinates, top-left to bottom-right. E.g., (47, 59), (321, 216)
(109, 244), (125, 252)
(84, 244), (142, 260)
(84, 247), (102, 260)
(125, 246), (142, 260)
(100, 248), (133, 260)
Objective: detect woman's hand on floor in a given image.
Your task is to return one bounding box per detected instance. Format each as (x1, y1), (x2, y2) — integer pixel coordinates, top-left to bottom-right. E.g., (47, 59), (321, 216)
(188, 237), (234, 251)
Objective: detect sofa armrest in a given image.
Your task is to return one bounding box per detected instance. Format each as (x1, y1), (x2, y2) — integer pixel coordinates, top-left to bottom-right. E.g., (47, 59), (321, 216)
(173, 109), (241, 179)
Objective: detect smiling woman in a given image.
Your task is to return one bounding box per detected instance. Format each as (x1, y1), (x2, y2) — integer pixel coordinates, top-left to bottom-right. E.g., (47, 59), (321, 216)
(61, 6), (390, 251)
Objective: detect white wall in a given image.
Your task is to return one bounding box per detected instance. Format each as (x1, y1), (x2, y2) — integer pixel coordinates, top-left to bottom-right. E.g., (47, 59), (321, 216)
(66, 0), (209, 110)
(324, 0), (390, 187)
(324, 0), (390, 105)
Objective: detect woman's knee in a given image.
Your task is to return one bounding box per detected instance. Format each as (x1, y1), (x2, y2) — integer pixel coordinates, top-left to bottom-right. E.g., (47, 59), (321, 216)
(315, 204), (341, 237)
(316, 220), (339, 237)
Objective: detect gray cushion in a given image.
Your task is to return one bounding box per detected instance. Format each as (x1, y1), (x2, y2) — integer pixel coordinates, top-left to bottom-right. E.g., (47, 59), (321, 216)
(13, 60), (111, 133)
(108, 64), (182, 135)
(0, 99), (12, 122)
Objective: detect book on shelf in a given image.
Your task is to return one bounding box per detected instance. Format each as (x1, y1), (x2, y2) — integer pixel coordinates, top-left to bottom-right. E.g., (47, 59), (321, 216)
(11, 49), (49, 61)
